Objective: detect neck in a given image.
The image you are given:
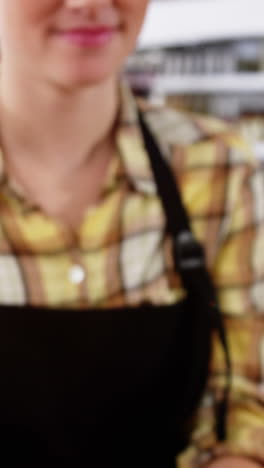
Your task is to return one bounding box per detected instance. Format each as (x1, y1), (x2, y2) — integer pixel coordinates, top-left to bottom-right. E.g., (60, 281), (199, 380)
(0, 72), (120, 172)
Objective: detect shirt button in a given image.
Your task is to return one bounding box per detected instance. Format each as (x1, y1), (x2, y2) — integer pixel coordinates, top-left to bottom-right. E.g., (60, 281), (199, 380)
(69, 265), (86, 284)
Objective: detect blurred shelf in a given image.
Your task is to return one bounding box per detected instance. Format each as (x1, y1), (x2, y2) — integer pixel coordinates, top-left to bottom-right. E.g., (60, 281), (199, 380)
(138, 0), (264, 49)
(152, 72), (264, 95)
(254, 142), (264, 161)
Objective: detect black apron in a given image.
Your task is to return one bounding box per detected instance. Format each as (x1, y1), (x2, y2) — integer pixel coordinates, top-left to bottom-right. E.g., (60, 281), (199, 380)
(0, 114), (230, 467)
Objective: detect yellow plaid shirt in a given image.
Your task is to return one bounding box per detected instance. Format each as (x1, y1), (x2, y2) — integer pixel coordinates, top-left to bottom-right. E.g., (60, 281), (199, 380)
(0, 84), (264, 467)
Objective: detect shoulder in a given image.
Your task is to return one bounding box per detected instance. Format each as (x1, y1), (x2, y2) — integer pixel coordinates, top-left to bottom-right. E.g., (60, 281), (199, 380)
(137, 101), (264, 260)
(138, 99), (256, 169)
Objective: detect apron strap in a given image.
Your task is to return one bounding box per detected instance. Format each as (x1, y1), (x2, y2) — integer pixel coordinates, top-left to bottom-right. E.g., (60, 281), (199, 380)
(138, 110), (231, 443)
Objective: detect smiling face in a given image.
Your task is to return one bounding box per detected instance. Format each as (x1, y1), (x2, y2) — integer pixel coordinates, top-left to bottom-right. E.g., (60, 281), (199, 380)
(0, 0), (149, 89)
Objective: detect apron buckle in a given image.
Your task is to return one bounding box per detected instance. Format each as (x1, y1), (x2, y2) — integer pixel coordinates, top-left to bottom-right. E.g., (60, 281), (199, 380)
(173, 231), (205, 271)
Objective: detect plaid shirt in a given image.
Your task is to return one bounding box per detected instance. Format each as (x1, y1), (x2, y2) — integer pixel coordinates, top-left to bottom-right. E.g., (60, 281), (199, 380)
(0, 84), (264, 466)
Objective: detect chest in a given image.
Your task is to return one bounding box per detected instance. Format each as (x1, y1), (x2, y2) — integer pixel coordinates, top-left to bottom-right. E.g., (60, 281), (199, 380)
(0, 189), (184, 308)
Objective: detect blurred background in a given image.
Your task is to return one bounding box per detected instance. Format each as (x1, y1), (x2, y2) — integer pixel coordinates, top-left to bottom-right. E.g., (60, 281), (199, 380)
(124, 0), (264, 161)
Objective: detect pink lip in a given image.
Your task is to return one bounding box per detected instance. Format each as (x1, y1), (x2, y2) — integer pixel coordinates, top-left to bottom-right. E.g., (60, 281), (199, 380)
(56, 27), (117, 47)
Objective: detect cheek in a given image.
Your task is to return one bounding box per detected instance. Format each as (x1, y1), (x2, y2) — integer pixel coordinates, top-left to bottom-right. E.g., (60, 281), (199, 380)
(1, 0), (60, 27)
(120, 0), (149, 27)
(120, 0), (149, 45)
(21, 0), (61, 24)
(0, 0), (62, 59)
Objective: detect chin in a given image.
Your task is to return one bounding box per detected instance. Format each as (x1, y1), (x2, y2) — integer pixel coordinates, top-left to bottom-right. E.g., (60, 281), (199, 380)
(61, 73), (111, 90)
(51, 56), (122, 90)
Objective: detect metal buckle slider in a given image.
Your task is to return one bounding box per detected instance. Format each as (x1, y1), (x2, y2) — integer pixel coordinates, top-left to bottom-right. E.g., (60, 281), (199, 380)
(173, 231), (205, 271)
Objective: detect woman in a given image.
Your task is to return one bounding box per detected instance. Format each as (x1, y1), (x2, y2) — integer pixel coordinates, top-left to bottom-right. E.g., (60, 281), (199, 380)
(0, 1), (263, 467)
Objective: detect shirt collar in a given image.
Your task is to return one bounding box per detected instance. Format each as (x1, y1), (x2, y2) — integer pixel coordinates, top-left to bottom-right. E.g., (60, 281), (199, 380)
(116, 82), (157, 196)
